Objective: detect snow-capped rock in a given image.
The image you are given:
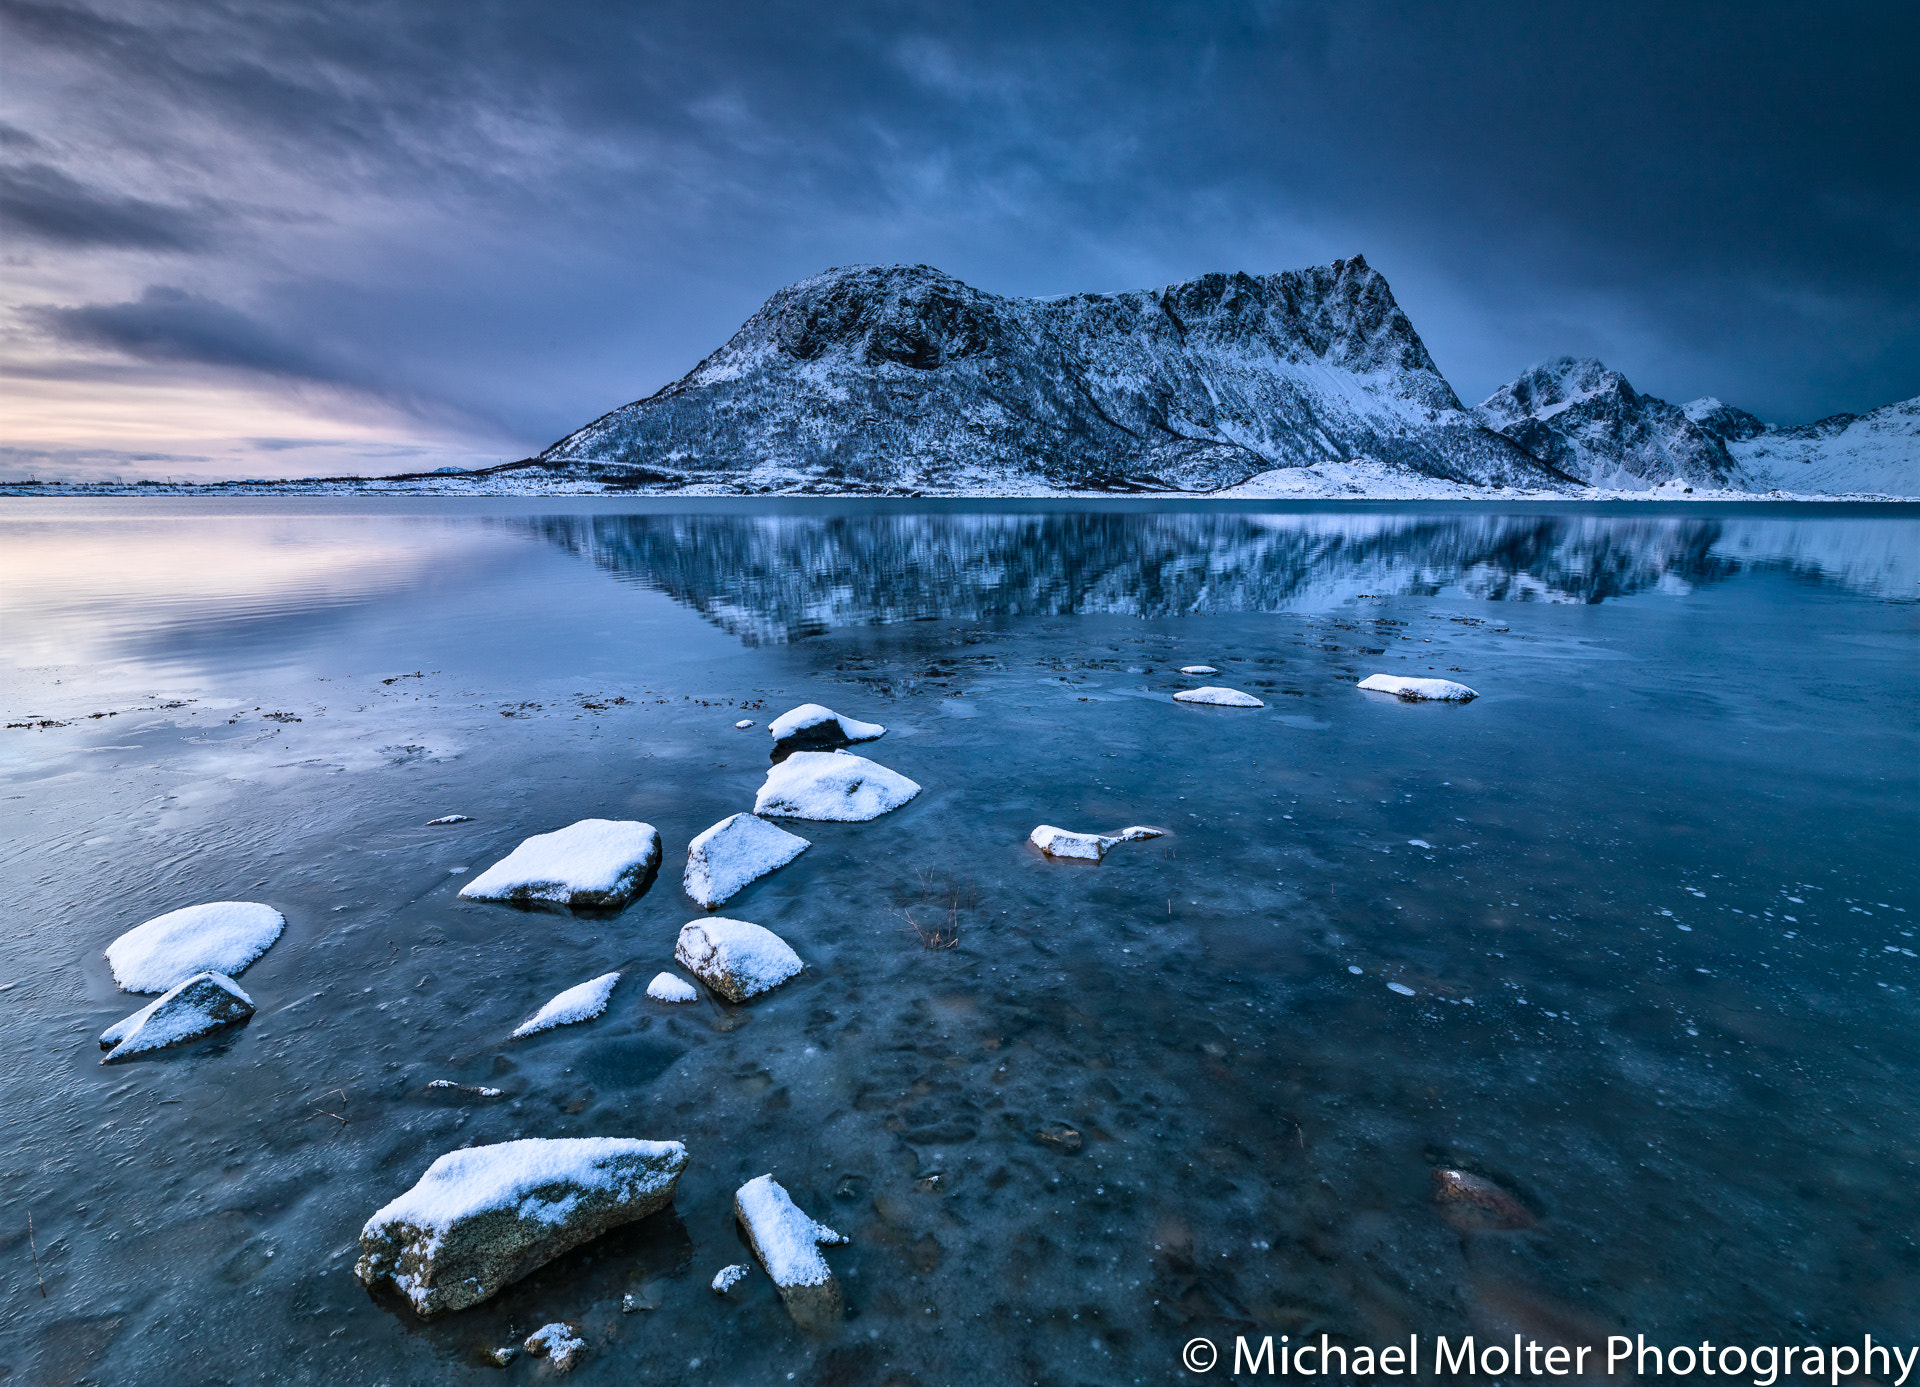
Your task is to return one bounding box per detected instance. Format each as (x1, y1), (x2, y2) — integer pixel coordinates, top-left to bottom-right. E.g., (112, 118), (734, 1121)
(1178, 665), (1218, 674)
(1028, 824), (1166, 862)
(459, 819), (662, 910)
(106, 902), (284, 994)
(733, 1174), (848, 1331)
(533, 259), (1571, 494)
(1173, 686), (1264, 707)
(754, 750), (920, 821)
(674, 918), (803, 1002)
(646, 971), (700, 1002)
(735, 719), (755, 729)
(684, 813), (810, 908)
(510, 972), (621, 1038)
(425, 814), (471, 825)
(1357, 674), (1478, 701)
(712, 1263), (751, 1293)
(99, 971), (254, 1063)
(1477, 358), (1746, 490)
(356, 1137), (688, 1316)
(523, 1322), (586, 1372)
(768, 703), (886, 751)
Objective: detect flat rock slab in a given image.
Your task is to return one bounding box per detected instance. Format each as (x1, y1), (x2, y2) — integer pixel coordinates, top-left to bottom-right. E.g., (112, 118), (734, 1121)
(755, 751), (920, 821)
(1358, 673), (1478, 701)
(684, 813), (809, 909)
(675, 918), (803, 1002)
(459, 819), (662, 909)
(1172, 686), (1264, 707)
(734, 1174), (848, 1332)
(100, 971), (254, 1063)
(357, 1137), (688, 1317)
(768, 703), (886, 752)
(106, 901), (284, 993)
(511, 971), (620, 1038)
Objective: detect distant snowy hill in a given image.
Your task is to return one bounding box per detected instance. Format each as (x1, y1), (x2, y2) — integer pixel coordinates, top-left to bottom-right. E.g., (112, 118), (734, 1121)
(1477, 357), (1916, 495)
(1718, 397), (1919, 496)
(535, 259), (1572, 493)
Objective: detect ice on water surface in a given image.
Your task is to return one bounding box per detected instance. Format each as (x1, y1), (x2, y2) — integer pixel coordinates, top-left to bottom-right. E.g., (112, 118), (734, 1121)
(4, 504), (1915, 1384)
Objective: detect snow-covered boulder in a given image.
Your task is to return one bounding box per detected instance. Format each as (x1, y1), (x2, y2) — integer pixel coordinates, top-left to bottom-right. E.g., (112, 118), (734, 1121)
(684, 813), (810, 909)
(105, 902), (284, 993)
(1172, 686), (1264, 708)
(99, 971), (254, 1063)
(712, 1263), (750, 1293)
(768, 703), (886, 752)
(523, 1322), (586, 1372)
(356, 1137), (689, 1317)
(425, 814), (471, 825)
(734, 1174), (848, 1331)
(1357, 674), (1478, 702)
(1178, 665), (1218, 675)
(511, 972), (620, 1038)
(754, 751), (920, 821)
(674, 918), (803, 1002)
(734, 719), (755, 729)
(1028, 824), (1166, 862)
(645, 972), (699, 1003)
(459, 819), (662, 910)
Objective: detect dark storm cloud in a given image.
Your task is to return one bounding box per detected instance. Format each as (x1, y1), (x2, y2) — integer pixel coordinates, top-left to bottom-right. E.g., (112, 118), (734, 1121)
(32, 285), (325, 375)
(4, 0), (1915, 447)
(0, 161), (211, 248)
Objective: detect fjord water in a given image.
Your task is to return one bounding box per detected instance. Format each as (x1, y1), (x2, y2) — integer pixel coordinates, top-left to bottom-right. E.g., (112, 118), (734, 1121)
(2, 499), (1914, 1385)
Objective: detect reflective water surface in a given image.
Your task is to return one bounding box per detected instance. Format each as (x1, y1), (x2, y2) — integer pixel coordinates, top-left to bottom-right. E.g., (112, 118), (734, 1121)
(2, 499), (1915, 1385)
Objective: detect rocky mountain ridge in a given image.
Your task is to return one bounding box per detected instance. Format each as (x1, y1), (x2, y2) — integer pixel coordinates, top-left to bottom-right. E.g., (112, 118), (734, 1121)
(536, 258), (1572, 493)
(1476, 356), (1916, 494)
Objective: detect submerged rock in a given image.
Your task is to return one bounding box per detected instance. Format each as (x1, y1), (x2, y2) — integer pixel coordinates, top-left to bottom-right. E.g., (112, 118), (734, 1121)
(99, 971), (254, 1063)
(674, 918), (803, 1003)
(523, 1322), (586, 1372)
(425, 1079), (505, 1099)
(356, 1136), (689, 1316)
(1035, 1123), (1084, 1154)
(734, 1174), (848, 1331)
(105, 901), (284, 993)
(1172, 686), (1264, 707)
(646, 971), (700, 1002)
(511, 971), (621, 1038)
(1358, 674), (1478, 702)
(684, 813), (810, 909)
(754, 750), (920, 822)
(768, 703), (886, 752)
(1432, 1168), (1535, 1231)
(711, 1263), (751, 1293)
(459, 819), (662, 909)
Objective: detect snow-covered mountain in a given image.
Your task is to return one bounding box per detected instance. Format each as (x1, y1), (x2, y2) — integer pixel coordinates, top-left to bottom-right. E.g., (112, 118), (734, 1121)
(1477, 357), (1917, 495)
(535, 259), (1573, 493)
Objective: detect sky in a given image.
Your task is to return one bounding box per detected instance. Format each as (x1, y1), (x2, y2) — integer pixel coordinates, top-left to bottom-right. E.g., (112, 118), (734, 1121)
(2, 0), (1915, 481)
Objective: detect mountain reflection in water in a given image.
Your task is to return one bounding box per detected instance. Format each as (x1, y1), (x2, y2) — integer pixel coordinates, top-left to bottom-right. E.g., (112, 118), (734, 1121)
(516, 511), (1916, 644)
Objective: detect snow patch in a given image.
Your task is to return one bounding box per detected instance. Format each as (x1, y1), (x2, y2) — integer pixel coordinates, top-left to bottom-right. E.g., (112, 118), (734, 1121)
(511, 972), (621, 1038)
(646, 971), (699, 1003)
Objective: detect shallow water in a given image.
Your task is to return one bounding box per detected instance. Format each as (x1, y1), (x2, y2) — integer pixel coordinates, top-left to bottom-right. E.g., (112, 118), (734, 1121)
(2, 499), (1915, 1385)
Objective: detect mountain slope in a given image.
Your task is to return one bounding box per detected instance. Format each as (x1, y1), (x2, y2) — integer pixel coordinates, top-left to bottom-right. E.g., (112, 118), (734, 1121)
(1720, 397), (1919, 495)
(537, 259), (1572, 493)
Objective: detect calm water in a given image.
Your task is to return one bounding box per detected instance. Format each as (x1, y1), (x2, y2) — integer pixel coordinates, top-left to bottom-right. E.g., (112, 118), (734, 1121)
(2, 499), (1915, 1385)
